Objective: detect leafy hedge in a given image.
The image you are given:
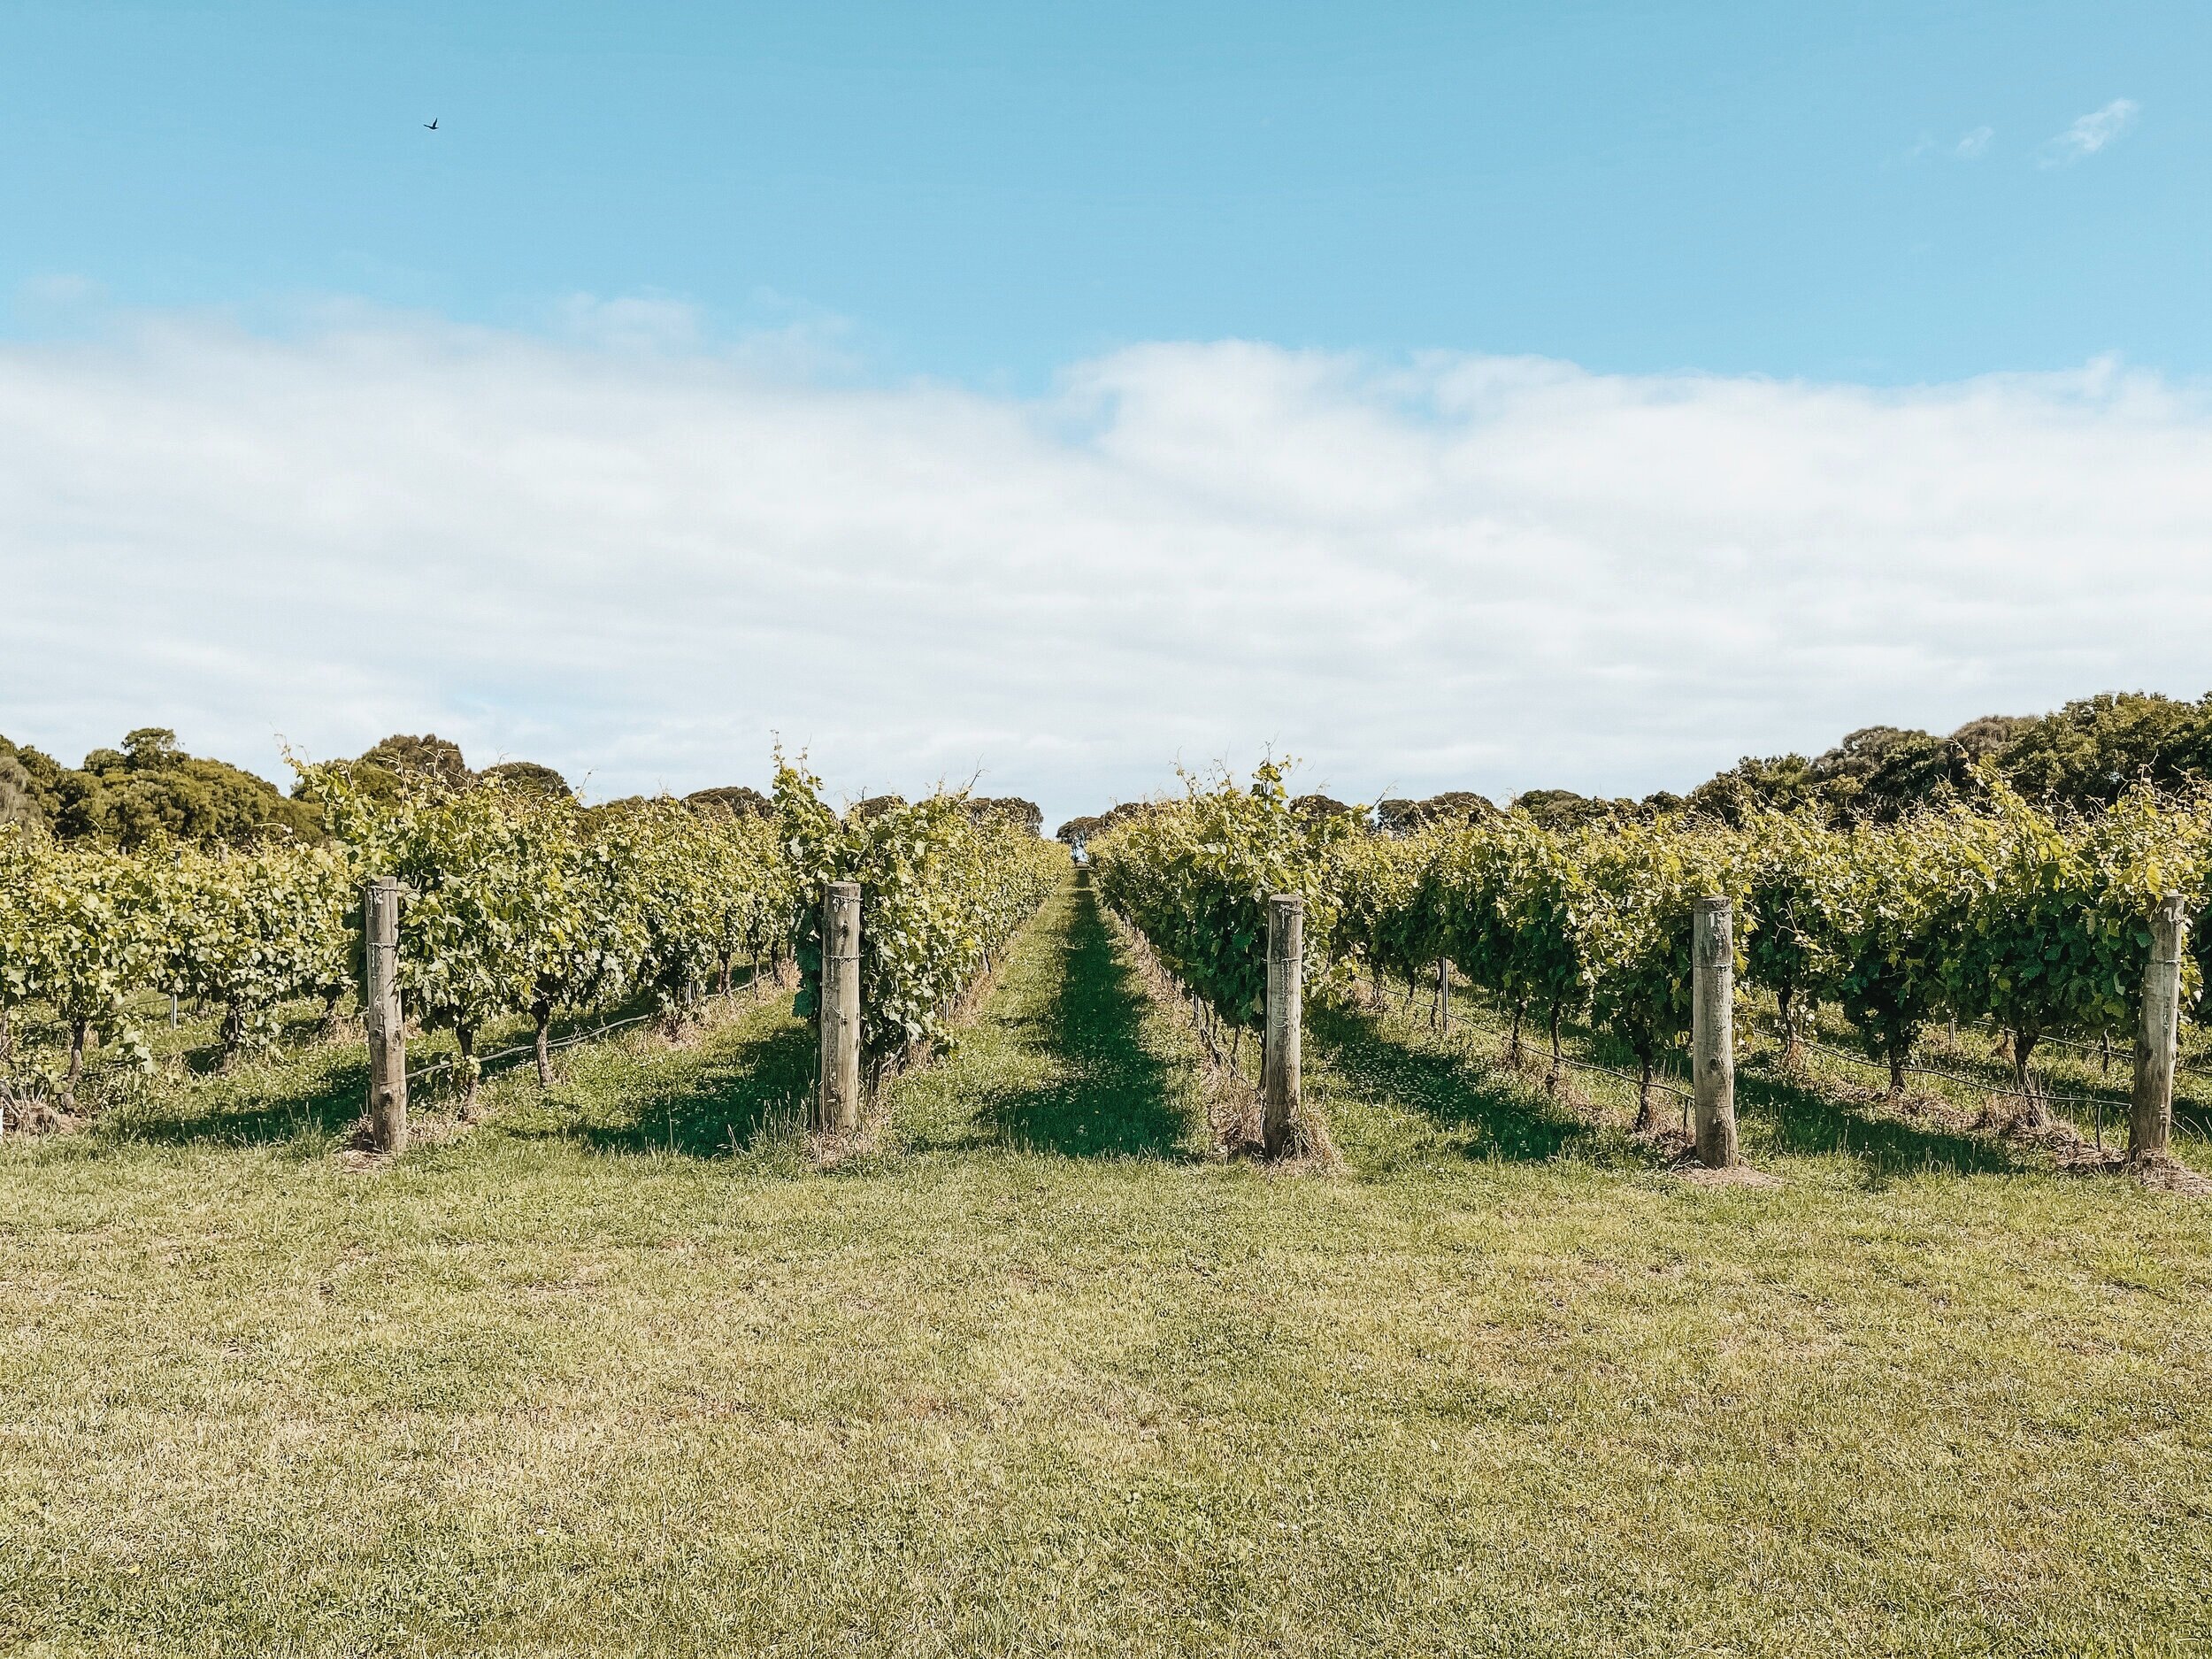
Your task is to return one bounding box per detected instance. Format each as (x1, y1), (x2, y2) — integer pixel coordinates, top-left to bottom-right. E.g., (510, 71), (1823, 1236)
(775, 762), (1064, 1068)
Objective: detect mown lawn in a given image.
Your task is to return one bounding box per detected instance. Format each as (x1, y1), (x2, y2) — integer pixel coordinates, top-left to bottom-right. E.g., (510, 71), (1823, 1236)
(4, 875), (2210, 1657)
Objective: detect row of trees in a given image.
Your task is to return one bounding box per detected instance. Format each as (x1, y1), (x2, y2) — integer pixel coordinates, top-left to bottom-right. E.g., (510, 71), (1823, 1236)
(319, 769), (793, 1106)
(0, 726), (797, 852)
(1062, 691), (2212, 844)
(1, 757), (1064, 1120)
(1092, 767), (2208, 1133)
(1494, 693), (2212, 830)
(1091, 764), (1356, 1033)
(0, 829), (364, 1109)
(0, 727), (322, 848)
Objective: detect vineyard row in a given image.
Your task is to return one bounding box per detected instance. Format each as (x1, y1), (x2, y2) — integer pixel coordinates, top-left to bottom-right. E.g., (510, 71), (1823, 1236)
(1090, 764), (2206, 1166)
(0, 759), (1064, 1139)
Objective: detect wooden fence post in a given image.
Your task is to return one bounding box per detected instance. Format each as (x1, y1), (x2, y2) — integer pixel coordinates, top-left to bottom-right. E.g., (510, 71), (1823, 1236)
(2131, 893), (2189, 1164)
(817, 880), (863, 1133)
(1692, 895), (1739, 1170)
(363, 876), (410, 1155)
(1262, 894), (1304, 1157)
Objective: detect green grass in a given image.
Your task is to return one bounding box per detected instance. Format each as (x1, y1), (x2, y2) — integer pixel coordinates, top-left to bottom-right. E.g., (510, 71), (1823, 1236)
(4, 876), (2212, 1656)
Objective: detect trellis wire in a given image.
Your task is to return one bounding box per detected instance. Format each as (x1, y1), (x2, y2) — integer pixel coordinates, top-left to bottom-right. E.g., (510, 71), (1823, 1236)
(1434, 976), (2131, 1135)
(2032, 1026), (2212, 1084)
(403, 966), (770, 1094)
(404, 1008), (660, 1093)
(1396, 976), (1698, 1110)
(1756, 1023), (2128, 1113)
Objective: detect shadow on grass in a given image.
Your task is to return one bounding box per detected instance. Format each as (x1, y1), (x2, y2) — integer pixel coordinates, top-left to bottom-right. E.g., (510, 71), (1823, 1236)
(1732, 1066), (2032, 1179)
(116, 1054), (373, 1150)
(2175, 1095), (2212, 1141)
(1310, 982), (2038, 1179)
(1573, 1013), (2036, 1179)
(1304, 998), (1594, 1163)
(157, 1004), (348, 1081)
(114, 990), (798, 1157)
(963, 876), (1199, 1160)
(506, 1007), (817, 1159)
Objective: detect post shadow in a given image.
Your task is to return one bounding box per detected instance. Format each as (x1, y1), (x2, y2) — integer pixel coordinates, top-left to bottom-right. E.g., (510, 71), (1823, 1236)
(509, 1010), (818, 1158)
(1302, 996), (1594, 1163)
(1728, 1061), (2034, 1179)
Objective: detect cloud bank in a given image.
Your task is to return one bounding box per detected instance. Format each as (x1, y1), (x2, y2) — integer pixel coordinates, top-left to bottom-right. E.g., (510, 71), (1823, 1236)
(4, 309), (2211, 826)
(2044, 98), (2139, 164)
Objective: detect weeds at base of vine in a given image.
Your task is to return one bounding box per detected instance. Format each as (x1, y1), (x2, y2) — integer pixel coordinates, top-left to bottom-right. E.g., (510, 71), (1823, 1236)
(805, 1120), (879, 1171)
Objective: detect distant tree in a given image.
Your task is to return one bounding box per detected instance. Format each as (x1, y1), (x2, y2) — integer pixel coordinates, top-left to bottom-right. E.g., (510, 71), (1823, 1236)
(684, 785), (772, 818)
(1375, 791), (1496, 833)
(849, 795), (907, 823)
(480, 761), (572, 800)
(1512, 789), (1619, 831)
(49, 727), (319, 849)
(291, 733), (471, 803)
(966, 797), (1044, 837)
(1374, 799), (1421, 834)
(0, 752), (38, 829)
(1951, 714), (2034, 761)
(365, 733), (472, 786)
(582, 795), (652, 826)
(0, 735), (65, 826)
(1290, 793), (1356, 822)
(1420, 791), (1497, 826)
(1994, 692), (2212, 808)
(1683, 753), (1824, 826)
(328, 733), (476, 800)
(1809, 726), (1957, 822)
(1056, 802), (1149, 848)
(1682, 718), (2056, 827)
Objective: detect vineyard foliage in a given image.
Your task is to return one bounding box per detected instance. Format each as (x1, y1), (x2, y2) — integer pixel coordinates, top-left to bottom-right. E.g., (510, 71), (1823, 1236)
(7, 739), (2209, 1125)
(1093, 767), (2212, 1105)
(1091, 763), (1359, 1030)
(0, 830), (163, 1103)
(164, 841), (355, 1060)
(1, 760), (1059, 1116)
(775, 762), (1064, 1068)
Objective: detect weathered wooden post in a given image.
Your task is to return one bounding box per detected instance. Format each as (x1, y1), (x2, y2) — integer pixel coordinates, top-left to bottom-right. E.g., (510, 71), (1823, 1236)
(363, 876), (410, 1155)
(1262, 894), (1304, 1156)
(1692, 895), (1739, 1170)
(817, 880), (863, 1133)
(1438, 957), (1451, 1033)
(2131, 893), (2189, 1164)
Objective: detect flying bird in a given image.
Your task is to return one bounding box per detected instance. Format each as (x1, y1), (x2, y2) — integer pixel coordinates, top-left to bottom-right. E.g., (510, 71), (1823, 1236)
(424, 118), (439, 130)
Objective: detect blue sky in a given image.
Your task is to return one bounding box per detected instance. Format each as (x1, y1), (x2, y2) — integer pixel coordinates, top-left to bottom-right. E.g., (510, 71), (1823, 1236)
(4, 4), (2211, 819)
(4, 2), (2203, 387)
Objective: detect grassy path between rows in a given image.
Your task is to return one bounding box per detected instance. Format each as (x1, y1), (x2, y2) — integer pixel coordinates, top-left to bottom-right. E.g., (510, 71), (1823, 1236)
(3, 875), (2211, 1656)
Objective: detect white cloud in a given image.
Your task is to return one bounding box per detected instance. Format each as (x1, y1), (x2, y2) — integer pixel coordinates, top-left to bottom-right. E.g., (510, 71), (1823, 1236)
(1900, 127), (1993, 165)
(2043, 98), (2139, 165)
(4, 313), (2212, 826)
